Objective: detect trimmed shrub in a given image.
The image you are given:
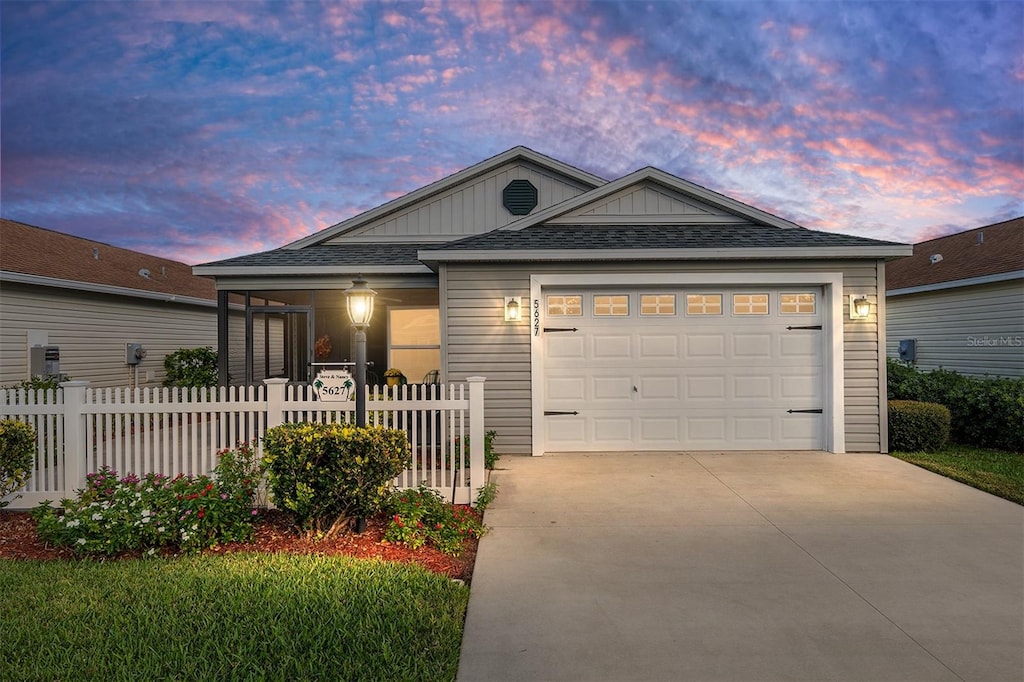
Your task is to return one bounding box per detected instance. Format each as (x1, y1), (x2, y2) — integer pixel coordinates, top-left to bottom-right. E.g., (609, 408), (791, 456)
(887, 359), (1024, 452)
(262, 423), (410, 537)
(0, 419), (36, 508)
(163, 347), (218, 388)
(888, 400), (951, 453)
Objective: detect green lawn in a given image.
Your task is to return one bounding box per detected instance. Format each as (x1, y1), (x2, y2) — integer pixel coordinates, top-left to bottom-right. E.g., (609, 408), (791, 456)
(0, 553), (469, 682)
(892, 444), (1024, 505)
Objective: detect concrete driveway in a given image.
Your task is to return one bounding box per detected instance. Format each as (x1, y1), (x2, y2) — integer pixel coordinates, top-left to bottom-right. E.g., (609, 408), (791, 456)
(457, 452), (1024, 682)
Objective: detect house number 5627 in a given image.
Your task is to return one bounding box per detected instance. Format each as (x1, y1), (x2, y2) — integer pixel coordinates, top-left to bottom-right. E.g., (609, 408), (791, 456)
(533, 299), (540, 336)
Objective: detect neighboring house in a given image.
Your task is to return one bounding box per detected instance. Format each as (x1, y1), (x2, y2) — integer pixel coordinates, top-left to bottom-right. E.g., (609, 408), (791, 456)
(194, 146), (911, 455)
(886, 217), (1024, 378)
(0, 219), (266, 388)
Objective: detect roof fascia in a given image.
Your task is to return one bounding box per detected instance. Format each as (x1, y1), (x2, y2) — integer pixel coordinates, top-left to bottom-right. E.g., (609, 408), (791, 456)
(282, 147), (607, 251)
(207, 274), (438, 291)
(887, 269), (1024, 296)
(0, 270), (226, 308)
(418, 245), (913, 264)
(192, 264), (434, 277)
(500, 166), (806, 232)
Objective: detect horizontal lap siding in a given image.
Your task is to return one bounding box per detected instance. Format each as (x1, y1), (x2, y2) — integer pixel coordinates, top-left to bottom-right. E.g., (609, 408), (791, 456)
(0, 284), (231, 388)
(445, 259), (885, 455)
(885, 280), (1024, 377)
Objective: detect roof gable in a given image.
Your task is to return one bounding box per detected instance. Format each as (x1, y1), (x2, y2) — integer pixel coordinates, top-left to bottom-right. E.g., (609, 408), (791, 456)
(1, 219), (217, 300)
(886, 217), (1024, 291)
(502, 167), (803, 231)
(285, 146), (606, 250)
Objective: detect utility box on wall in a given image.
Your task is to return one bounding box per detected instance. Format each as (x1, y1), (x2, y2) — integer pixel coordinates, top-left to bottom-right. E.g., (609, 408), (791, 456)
(29, 345), (60, 379)
(898, 339), (917, 363)
(126, 343), (147, 365)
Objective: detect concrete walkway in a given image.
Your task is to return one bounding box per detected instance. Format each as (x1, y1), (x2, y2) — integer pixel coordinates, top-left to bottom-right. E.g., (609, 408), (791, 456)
(457, 452), (1024, 682)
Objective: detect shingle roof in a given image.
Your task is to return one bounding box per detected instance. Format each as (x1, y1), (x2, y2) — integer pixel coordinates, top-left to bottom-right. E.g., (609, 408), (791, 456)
(886, 217), (1023, 291)
(0, 219), (217, 300)
(427, 224), (904, 252)
(197, 242), (433, 269)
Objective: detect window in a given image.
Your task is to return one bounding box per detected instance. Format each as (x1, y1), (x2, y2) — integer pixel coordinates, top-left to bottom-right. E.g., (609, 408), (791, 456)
(547, 295), (582, 316)
(640, 294), (676, 316)
(780, 293), (816, 314)
(686, 294), (722, 315)
(594, 295), (629, 316)
(388, 307), (441, 383)
(733, 293), (769, 315)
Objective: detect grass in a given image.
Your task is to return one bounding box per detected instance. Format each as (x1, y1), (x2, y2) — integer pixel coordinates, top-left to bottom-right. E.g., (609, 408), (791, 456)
(0, 553), (469, 682)
(892, 444), (1024, 505)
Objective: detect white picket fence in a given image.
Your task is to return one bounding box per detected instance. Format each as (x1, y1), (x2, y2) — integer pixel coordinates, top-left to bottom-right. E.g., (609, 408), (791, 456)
(1, 376), (486, 509)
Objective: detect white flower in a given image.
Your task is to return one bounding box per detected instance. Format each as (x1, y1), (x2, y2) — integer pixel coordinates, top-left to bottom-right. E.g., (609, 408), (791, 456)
(141, 516), (150, 524)
(146, 548), (157, 557)
(57, 516), (65, 524)
(66, 519), (80, 528)
(91, 513), (103, 521)
(157, 526), (166, 533)
(141, 509), (151, 518)
(76, 538), (86, 545)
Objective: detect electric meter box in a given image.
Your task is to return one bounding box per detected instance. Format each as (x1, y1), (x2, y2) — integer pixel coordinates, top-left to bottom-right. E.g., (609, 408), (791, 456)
(126, 343), (147, 365)
(29, 345), (60, 379)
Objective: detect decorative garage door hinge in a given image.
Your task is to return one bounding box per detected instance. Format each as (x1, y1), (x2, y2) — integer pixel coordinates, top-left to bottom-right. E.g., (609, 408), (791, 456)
(786, 325), (823, 330)
(543, 327), (579, 333)
(787, 409), (823, 414)
(544, 410), (579, 416)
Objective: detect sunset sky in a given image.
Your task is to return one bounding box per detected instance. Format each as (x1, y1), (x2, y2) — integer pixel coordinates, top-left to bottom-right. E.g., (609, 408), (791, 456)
(2, 1), (1021, 265)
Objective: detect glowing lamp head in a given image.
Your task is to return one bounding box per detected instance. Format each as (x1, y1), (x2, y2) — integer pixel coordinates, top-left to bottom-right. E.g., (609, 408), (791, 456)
(345, 276), (377, 328)
(504, 296), (522, 322)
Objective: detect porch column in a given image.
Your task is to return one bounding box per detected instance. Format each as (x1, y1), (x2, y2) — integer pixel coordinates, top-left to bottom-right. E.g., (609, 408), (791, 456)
(217, 290), (229, 386)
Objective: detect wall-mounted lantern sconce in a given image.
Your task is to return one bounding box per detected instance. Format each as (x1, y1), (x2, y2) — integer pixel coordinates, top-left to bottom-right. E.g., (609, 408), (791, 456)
(849, 295), (871, 320)
(504, 296), (522, 322)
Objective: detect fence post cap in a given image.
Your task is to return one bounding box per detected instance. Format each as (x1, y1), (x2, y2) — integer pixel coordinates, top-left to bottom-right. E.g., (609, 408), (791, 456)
(59, 380), (90, 388)
(466, 376), (486, 383)
(263, 378), (290, 385)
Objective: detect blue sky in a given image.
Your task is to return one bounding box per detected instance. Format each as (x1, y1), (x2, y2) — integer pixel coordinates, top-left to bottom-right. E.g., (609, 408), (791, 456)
(2, 1), (1022, 264)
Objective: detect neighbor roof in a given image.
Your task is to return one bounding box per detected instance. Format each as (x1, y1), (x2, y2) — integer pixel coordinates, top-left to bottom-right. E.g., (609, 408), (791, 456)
(886, 217), (1024, 292)
(0, 218), (217, 301)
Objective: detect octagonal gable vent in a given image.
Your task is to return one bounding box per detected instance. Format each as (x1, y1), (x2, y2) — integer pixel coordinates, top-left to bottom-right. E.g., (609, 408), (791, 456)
(502, 179), (538, 216)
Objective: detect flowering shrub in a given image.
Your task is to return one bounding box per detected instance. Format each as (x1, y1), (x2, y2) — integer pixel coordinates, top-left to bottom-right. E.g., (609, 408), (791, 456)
(33, 443), (263, 556)
(384, 486), (486, 556)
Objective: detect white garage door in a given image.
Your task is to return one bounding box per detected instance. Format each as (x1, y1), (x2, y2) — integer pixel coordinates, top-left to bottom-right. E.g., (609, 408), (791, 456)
(542, 287), (824, 451)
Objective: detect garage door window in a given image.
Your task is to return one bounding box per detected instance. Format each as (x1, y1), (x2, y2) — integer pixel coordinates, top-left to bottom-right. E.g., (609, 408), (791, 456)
(686, 294), (722, 315)
(780, 293), (816, 314)
(594, 295), (629, 316)
(640, 294), (676, 316)
(547, 295), (582, 316)
(733, 293), (769, 315)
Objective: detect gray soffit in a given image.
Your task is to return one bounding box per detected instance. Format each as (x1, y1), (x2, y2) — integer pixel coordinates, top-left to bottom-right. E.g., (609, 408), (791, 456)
(418, 225), (912, 263)
(193, 243), (434, 276)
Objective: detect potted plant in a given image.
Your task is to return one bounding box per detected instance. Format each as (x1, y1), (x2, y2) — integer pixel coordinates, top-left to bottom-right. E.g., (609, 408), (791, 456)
(384, 368), (405, 387)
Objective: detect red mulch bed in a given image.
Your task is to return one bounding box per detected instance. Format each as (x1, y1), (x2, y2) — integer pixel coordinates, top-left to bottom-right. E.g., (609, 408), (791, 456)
(0, 509), (478, 582)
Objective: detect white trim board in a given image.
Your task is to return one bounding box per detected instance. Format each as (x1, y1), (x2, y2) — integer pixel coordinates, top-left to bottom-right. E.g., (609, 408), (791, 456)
(529, 271), (847, 456)
(887, 269), (1024, 297)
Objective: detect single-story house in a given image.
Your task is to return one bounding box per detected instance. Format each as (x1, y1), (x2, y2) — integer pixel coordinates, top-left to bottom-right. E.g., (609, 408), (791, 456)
(194, 147), (911, 455)
(886, 216), (1024, 377)
(0, 219), (263, 388)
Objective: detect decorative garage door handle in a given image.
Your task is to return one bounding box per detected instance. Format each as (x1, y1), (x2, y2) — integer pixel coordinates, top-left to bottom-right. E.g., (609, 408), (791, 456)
(786, 325), (823, 330)
(544, 410), (579, 416)
(787, 409), (823, 414)
(543, 327), (579, 332)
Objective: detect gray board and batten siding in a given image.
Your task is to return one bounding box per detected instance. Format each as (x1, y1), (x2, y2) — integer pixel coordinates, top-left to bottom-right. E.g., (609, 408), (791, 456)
(324, 161), (596, 243)
(441, 259), (886, 456)
(886, 278), (1024, 377)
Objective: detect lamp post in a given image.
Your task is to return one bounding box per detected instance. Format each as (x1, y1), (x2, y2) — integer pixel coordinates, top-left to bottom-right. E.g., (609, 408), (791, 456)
(344, 275), (376, 427)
